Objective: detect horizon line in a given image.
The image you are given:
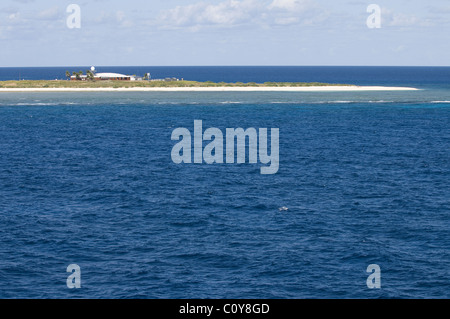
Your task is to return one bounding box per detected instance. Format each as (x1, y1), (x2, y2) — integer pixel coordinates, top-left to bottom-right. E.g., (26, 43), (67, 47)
(1, 65), (450, 68)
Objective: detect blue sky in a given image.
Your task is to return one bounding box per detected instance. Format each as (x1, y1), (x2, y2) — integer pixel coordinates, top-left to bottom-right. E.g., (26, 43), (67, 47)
(1, 0), (450, 66)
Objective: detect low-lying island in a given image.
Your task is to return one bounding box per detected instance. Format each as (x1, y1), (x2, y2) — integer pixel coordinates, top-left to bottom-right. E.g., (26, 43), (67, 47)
(0, 80), (419, 92)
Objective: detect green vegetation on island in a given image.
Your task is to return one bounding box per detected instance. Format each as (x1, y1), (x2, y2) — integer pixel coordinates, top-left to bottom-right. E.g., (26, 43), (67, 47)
(0, 80), (350, 89)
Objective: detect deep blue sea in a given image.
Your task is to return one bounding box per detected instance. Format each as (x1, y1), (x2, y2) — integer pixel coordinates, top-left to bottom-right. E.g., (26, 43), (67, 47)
(0, 67), (449, 299)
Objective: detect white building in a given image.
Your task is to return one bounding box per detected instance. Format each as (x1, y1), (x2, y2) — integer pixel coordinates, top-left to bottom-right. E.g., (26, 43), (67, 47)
(95, 73), (137, 81)
(70, 72), (138, 81)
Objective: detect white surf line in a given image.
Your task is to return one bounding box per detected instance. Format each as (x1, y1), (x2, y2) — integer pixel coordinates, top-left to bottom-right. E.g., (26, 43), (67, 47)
(0, 86), (419, 92)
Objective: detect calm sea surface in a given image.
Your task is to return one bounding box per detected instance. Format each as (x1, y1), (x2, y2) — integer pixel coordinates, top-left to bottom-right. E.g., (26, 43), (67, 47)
(0, 67), (449, 298)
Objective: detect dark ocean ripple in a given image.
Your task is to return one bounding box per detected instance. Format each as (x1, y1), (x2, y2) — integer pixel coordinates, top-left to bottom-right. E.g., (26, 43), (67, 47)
(0, 90), (449, 299)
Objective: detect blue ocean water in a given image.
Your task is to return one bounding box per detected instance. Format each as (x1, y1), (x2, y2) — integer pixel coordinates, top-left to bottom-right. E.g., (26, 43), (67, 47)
(0, 67), (449, 299)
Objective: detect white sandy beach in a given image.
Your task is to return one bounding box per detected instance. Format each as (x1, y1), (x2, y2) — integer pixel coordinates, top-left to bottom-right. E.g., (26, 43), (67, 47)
(0, 86), (419, 92)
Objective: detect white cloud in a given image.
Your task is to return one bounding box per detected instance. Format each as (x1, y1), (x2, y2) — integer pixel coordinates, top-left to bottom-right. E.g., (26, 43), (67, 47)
(267, 0), (326, 26)
(93, 10), (134, 28)
(157, 0), (325, 30)
(116, 10), (133, 27)
(36, 6), (61, 21)
(158, 0), (263, 29)
(202, 0), (257, 24)
(268, 0), (314, 12)
(381, 8), (428, 27)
